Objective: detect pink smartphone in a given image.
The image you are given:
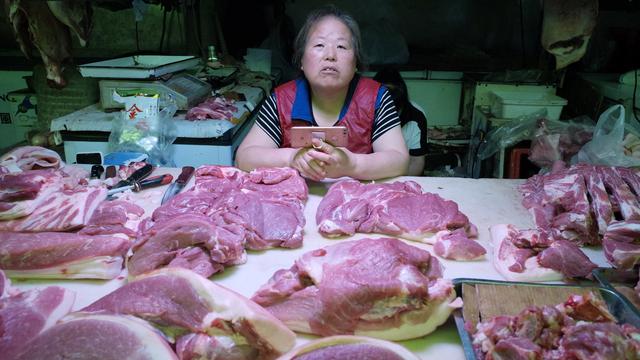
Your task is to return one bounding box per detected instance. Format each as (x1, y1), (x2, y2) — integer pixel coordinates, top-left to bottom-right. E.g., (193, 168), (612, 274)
(290, 126), (348, 148)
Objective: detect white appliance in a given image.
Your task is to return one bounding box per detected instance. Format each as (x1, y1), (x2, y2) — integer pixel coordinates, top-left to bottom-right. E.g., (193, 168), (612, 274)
(580, 72), (640, 121)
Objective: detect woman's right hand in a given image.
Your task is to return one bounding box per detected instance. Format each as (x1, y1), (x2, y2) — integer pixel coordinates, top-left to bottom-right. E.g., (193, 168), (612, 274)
(290, 147), (327, 181)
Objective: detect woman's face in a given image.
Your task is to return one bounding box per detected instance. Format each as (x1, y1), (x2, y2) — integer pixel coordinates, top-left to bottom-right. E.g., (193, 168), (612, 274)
(301, 16), (357, 92)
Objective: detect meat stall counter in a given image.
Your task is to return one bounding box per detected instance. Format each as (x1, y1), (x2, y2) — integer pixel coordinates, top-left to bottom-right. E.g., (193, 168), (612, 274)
(11, 173), (610, 359)
(51, 56), (272, 167)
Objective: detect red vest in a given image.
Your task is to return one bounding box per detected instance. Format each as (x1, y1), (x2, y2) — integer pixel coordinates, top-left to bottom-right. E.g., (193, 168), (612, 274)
(275, 77), (380, 154)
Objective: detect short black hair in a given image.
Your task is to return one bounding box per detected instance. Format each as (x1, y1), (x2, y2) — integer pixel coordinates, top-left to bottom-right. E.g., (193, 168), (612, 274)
(373, 67), (409, 109)
(292, 5), (365, 70)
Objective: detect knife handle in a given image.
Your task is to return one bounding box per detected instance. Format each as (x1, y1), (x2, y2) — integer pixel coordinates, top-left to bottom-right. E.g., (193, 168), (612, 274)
(127, 163), (154, 184)
(176, 166), (195, 185)
(105, 165), (117, 179)
(133, 174), (174, 192)
(90, 165), (104, 179)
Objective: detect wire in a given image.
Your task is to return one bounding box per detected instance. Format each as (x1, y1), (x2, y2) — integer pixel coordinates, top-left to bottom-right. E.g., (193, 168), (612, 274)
(159, 7), (168, 52)
(634, 69), (639, 122)
(135, 20), (140, 52)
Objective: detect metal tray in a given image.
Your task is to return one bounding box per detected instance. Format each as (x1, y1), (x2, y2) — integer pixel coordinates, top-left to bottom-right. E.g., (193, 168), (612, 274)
(592, 267), (640, 316)
(452, 278), (640, 360)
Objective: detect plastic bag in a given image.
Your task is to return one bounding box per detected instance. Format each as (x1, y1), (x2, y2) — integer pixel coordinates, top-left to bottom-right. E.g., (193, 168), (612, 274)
(572, 105), (640, 167)
(108, 90), (177, 166)
(477, 109), (548, 160)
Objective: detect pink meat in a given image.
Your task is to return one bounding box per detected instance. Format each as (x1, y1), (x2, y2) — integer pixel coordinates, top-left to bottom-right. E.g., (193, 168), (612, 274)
(0, 170), (62, 219)
(252, 238), (452, 337)
(317, 180), (473, 241)
(0, 146), (61, 171)
(186, 96), (239, 121)
(537, 240), (596, 278)
(0, 231), (129, 272)
(0, 286), (75, 360)
(433, 229), (486, 261)
(0, 185), (107, 232)
(128, 213), (246, 277)
(79, 199), (144, 238)
(83, 274), (211, 331)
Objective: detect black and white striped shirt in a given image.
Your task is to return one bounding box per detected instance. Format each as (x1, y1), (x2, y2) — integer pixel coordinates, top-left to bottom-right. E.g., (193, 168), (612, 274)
(255, 86), (400, 146)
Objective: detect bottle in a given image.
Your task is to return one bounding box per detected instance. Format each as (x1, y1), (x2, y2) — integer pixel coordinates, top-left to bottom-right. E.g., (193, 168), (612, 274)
(207, 45), (218, 62)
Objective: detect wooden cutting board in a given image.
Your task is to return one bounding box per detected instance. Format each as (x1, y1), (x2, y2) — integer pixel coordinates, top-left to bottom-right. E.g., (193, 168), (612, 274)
(461, 282), (603, 327)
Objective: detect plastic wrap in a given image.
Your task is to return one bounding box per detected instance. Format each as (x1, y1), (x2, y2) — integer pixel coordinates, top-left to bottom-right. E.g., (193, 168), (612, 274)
(108, 90), (177, 166)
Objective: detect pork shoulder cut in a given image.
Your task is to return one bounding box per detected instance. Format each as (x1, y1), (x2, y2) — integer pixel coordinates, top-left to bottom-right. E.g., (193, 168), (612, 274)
(252, 237), (458, 341)
(15, 313), (178, 360)
(0, 231), (129, 279)
(82, 267), (296, 359)
(316, 180), (475, 243)
(0, 283), (75, 360)
(277, 335), (420, 360)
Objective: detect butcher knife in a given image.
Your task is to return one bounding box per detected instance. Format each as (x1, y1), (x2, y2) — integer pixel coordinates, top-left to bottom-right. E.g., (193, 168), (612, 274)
(110, 163), (154, 189)
(161, 166), (195, 204)
(107, 174), (174, 198)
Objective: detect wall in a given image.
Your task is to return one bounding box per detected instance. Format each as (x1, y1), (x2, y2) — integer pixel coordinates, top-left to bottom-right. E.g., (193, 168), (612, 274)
(0, 71), (34, 149)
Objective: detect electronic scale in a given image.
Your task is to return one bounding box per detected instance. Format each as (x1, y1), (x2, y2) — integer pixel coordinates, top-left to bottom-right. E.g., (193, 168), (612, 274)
(79, 55), (212, 110)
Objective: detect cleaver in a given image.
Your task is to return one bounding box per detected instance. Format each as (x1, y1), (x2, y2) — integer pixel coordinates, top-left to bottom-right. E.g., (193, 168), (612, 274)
(161, 166), (195, 205)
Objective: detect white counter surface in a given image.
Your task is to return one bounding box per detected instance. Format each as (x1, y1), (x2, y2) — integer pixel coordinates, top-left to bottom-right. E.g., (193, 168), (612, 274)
(11, 175), (610, 359)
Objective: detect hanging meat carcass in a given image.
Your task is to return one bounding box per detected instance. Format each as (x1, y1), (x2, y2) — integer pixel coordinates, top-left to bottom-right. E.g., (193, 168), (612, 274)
(5, 0), (92, 88)
(541, 0), (599, 70)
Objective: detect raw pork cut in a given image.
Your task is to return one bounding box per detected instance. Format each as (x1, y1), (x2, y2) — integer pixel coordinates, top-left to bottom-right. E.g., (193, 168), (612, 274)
(15, 313), (178, 360)
(316, 179), (475, 243)
(0, 169), (62, 220)
(6, 0), (72, 87)
(186, 96), (239, 121)
(252, 238), (458, 341)
(0, 231), (129, 279)
(0, 284), (75, 360)
(602, 220), (640, 270)
(520, 164), (640, 245)
(128, 213), (246, 277)
(79, 199), (145, 239)
(278, 335), (420, 360)
(0, 145), (62, 172)
(470, 292), (640, 360)
(82, 267), (296, 359)
(0, 183), (107, 232)
(138, 166), (307, 275)
(433, 228), (486, 261)
(489, 224), (596, 282)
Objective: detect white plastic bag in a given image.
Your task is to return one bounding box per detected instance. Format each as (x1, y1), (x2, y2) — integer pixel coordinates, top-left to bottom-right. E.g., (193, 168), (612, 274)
(572, 105), (640, 167)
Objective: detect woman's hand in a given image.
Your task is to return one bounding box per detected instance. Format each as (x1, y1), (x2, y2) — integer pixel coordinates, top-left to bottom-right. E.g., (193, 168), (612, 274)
(307, 138), (356, 179)
(290, 146), (328, 181)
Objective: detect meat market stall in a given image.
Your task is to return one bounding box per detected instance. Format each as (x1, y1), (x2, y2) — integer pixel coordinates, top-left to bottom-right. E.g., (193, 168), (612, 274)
(7, 168), (612, 359)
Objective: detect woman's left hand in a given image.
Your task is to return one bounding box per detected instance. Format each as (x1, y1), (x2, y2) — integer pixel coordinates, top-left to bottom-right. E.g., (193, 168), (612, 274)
(307, 138), (356, 178)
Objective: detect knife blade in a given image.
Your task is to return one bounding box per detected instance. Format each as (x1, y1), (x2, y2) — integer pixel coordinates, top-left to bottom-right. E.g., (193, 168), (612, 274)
(107, 174), (174, 197)
(161, 166), (195, 205)
(110, 163), (154, 189)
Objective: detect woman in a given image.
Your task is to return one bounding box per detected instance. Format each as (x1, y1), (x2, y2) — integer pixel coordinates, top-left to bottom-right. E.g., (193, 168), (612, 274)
(374, 67), (429, 176)
(236, 5), (409, 181)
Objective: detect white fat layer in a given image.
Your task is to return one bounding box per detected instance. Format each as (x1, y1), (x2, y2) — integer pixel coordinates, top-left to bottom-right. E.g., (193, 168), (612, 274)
(136, 268), (296, 354)
(278, 335), (421, 360)
(3, 256), (123, 280)
(355, 288), (457, 341)
(42, 289), (76, 330)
